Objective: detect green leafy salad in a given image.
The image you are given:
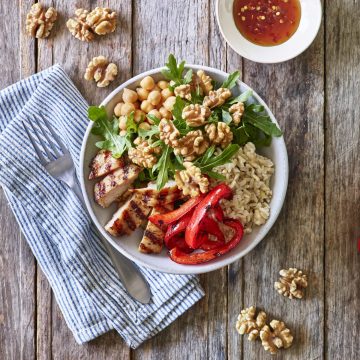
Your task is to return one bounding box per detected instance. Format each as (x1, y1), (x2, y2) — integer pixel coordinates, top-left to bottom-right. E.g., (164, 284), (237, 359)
(88, 54), (282, 190)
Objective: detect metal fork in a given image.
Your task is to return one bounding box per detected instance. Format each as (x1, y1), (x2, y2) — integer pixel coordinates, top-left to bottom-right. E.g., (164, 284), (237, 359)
(24, 114), (151, 304)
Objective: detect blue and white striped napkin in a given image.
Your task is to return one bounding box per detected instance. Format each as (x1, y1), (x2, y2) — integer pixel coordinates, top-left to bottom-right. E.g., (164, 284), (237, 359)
(0, 65), (204, 348)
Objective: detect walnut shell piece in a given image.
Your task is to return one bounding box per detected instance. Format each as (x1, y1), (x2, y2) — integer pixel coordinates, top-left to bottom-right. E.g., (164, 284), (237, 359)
(174, 130), (209, 161)
(182, 104), (211, 127)
(26, 3), (58, 39)
(174, 162), (209, 197)
(86, 7), (117, 35)
(274, 268), (308, 299)
(128, 137), (160, 169)
(236, 306), (267, 341)
(174, 84), (192, 101)
(229, 102), (245, 125)
(260, 320), (293, 354)
(203, 88), (232, 108)
(84, 56), (118, 88)
(66, 9), (94, 42)
(205, 122), (233, 149)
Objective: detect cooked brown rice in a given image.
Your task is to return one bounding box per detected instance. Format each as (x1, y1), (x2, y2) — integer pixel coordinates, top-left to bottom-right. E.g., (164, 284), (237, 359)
(215, 142), (274, 233)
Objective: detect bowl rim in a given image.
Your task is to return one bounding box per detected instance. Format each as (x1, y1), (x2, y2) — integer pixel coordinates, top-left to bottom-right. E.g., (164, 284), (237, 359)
(215, 0), (322, 64)
(79, 64), (289, 274)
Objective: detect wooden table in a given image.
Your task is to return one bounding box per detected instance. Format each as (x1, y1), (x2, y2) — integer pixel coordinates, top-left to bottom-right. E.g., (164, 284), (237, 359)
(1, 1), (359, 359)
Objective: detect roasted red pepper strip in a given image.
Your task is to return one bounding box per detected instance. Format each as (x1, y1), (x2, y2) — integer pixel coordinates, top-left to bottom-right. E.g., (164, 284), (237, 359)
(164, 211), (193, 243)
(170, 218), (244, 264)
(200, 216), (225, 244)
(149, 195), (204, 227)
(185, 184), (233, 249)
(165, 234), (193, 253)
(212, 205), (224, 222)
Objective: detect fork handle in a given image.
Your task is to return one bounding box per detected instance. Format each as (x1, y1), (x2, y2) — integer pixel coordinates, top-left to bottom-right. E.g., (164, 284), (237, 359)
(70, 176), (151, 304)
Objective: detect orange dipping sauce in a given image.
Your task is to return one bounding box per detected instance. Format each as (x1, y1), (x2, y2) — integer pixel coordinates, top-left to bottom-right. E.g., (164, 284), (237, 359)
(233, 0), (301, 46)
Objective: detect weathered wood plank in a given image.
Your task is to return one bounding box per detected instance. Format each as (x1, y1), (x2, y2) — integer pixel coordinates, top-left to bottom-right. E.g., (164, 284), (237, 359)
(325, 1), (360, 359)
(131, 1), (227, 358)
(237, 19), (325, 360)
(34, 1), (132, 358)
(0, 1), (37, 360)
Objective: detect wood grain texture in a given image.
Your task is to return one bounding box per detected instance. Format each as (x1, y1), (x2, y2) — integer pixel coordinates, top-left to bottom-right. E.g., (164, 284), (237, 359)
(1, 0), (360, 359)
(325, 0), (360, 359)
(0, 1), (37, 360)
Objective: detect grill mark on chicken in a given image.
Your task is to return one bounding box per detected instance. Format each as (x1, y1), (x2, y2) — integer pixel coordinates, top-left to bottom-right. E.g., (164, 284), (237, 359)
(123, 210), (137, 231)
(139, 243), (152, 253)
(143, 229), (163, 246)
(123, 165), (129, 180)
(130, 199), (148, 220)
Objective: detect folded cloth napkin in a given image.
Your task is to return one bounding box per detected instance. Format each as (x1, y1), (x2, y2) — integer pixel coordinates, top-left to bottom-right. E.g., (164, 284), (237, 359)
(0, 65), (204, 348)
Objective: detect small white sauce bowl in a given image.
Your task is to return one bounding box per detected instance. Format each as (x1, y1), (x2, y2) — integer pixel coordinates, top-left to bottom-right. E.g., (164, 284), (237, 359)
(216, 0), (322, 63)
(80, 65), (289, 274)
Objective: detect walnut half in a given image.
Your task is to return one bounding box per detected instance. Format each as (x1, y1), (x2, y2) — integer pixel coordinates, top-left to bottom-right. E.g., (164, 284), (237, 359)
(128, 137), (160, 169)
(26, 3), (58, 39)
(67, 7), (117, 42)
(260, 320), (293, 354)
(175, 162), (209, 197)
(274, 268), (308, 299)
(84, 56), (118, 88)
(182, 104), (211, 127)
(236, 306), (267, 341)
(205, 122), (233, 149)
(203, 88), (232, 108)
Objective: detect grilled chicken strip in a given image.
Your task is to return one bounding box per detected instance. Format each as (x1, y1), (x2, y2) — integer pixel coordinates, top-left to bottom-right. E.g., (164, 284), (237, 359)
(131, 181), (183, 207)
(138, 205), (173, 254)
(94, 164), (141, 208)
(89, 150), (125, 180)
(105, 195), (151, 236)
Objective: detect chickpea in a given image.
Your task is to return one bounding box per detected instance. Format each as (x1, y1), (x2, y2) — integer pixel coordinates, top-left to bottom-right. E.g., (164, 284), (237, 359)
(147, 109), (161, 123)
(140, 100), (154, 113)
(120, 102), (136, 116)
(163, 96), (176, 112)
(136, 87), (149, 101)
(134, 109), (145, 123)
(161, 87), (174, 101)
(120, 130), (127, 136)
(147, 90), (162, 106)
(159, 106), (172, 120)
(122, 88), (138, 103)
(157, 80), (169, 90)
(138, 122), (151, 131)
(119, 116), (127, 130)
(114, 102), (124, 117)
(153, 85), (161, 92)
(140, 76), (155, 90)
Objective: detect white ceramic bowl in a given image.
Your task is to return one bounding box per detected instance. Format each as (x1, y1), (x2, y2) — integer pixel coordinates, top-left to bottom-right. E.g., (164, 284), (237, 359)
(80, 65), (289, 274)
(216, 0), (322, 63)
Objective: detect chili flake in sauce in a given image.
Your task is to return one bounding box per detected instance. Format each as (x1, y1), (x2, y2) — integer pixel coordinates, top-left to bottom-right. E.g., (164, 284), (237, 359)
(233, 0), (301, 46)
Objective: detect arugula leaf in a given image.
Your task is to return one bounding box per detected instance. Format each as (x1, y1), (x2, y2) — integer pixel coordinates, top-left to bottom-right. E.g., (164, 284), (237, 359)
(161, 54), (185, 83)
(243, 110), (282, 137)
(190, 85), (204, 105)
(203, 170), (226, 180)
(227, 89), (253, 105)
(146, 113), (160, 125)
(222, 109), (233, 124)
(199, 144), (240, 172)
(197, 145), (216, 166)
(172, 96), (186, 121)
(221, 71), (240, 89)
(184, 69), (193, 84)
(138, 125), (159, 139)
(154, 144), (172, 190)
(171, 96), (193, 135)
(233, 123), (272, 147)
(126, 112), (138, 133)
(88, 106), (129, 158)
